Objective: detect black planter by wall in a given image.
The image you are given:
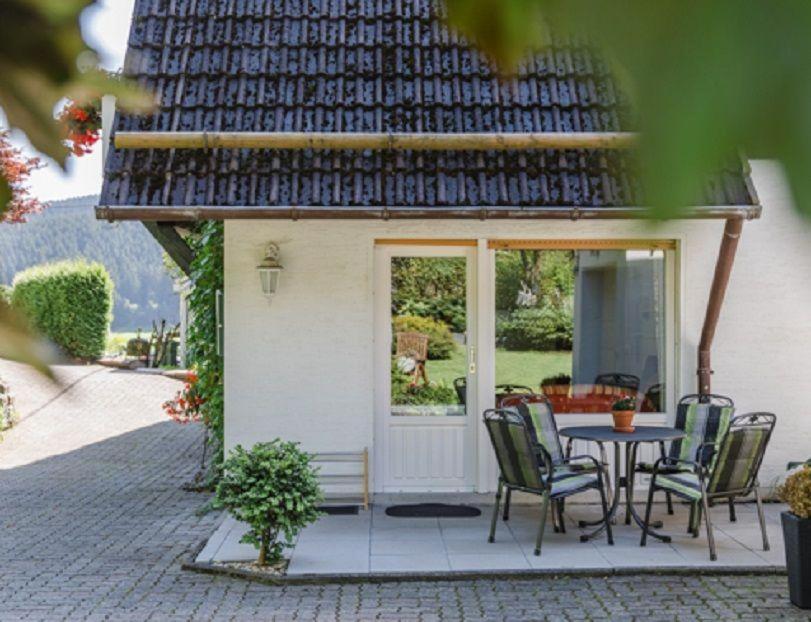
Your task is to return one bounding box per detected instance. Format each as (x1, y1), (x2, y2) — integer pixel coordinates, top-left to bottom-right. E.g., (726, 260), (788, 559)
(782, 511), (811, 609)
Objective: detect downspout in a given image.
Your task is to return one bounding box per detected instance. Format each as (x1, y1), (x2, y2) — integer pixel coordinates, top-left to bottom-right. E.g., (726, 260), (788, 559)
(697, 218), (744, 394)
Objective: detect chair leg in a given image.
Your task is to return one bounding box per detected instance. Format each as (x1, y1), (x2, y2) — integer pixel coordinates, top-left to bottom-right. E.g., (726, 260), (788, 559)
(755, 484), (770, 551)
(597, 470), (614, 546)
(728, 498), (737, 522)
(534, 493), (551, 556)
(658, 442), (674, 515)
(693, 503), (702, 537)
(502, 488), (511, 522)
(489, 480), (502, 543)
(557, 500), (566, 534)
(701, 491), (717, 561)
(640, 477), (656, 547)
(688, 502), (695, 534)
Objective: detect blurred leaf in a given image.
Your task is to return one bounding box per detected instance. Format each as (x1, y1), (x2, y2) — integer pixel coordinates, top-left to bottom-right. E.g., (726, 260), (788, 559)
(445, 0), (811, 218)
(0, 304), (57, 378)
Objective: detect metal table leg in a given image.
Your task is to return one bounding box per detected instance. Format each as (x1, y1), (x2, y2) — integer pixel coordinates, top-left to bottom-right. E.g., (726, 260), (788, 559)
(626, 442), (671, 542)
(577, 441), (621, 530)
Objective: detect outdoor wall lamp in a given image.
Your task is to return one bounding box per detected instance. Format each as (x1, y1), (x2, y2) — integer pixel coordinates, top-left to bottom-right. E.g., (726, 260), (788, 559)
(257, 243), (284, 301)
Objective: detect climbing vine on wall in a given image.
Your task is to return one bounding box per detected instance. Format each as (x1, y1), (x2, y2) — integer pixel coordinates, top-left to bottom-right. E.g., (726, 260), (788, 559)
(186, 221), (224, 471)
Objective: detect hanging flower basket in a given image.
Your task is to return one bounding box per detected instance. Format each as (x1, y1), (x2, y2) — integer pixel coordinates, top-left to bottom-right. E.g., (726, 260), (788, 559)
(59, 100), (101, 156)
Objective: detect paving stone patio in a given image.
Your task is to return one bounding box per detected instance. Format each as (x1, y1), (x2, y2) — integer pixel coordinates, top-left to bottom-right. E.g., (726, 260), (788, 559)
(0, 361), (804, 621)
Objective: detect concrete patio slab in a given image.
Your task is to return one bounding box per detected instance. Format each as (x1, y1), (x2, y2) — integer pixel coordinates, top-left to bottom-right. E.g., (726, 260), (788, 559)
(197, 498), (788, 578)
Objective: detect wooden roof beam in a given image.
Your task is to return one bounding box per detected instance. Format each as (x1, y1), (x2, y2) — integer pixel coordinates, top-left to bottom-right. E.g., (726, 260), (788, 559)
(114, 131), (638, 151)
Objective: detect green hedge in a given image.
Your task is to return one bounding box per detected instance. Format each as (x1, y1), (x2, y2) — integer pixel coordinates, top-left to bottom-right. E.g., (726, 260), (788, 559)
(497, 307), (573, 351)
(0, 284), (10, 307)
(12, 260), (113, 360)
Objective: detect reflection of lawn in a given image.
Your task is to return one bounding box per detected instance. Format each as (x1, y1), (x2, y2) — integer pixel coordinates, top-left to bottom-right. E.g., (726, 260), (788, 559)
(426, 348), (572, 390)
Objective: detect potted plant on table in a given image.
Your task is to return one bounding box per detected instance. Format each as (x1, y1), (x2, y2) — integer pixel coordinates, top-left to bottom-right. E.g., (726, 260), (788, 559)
(778, 465), (811, 608)
(611, 395), (637, 433)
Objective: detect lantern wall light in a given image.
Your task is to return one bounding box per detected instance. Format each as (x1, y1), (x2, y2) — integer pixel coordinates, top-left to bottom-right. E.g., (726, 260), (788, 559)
(257, 243), (284, 301)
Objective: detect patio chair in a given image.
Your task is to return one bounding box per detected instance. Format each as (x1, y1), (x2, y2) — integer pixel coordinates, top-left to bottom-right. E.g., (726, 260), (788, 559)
(395, 331), (429, 385)
(493, 394), (596, 532)
(594, 372), (641, 391)
(484, 408), (613, 555)
(636, 393), (735, 516)
(640, 412), (776, 561)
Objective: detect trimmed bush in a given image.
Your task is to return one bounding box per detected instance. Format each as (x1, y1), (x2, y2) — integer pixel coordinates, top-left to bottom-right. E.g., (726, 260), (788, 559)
(0, 284), (10, 307)
(393, 315), (456, 360)
(213, 440), (323, 565)
(11, 260), (113, 360)
(497, 306), (573, 351)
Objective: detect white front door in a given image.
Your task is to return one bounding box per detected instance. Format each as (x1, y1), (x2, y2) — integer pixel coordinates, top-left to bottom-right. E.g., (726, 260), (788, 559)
(374, 245), (477, 492)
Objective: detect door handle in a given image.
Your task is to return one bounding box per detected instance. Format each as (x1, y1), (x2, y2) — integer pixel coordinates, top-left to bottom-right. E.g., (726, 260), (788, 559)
(468, 345), (476, 374)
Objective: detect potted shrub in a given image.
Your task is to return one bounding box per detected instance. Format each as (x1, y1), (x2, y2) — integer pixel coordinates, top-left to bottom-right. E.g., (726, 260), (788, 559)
(611, 395), (637, 432)
(778, 465), (811, 608)
(213, 440), (323, 567)
(540, 373), (572, 396)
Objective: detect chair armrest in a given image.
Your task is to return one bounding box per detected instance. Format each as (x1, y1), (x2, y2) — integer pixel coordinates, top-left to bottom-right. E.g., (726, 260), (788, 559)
(561, 454), (604, 471)
(653, 455), (704, 476)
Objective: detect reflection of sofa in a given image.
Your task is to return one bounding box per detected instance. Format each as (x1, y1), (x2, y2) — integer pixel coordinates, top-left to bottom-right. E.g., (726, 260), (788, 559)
(542, 384), (638, 414)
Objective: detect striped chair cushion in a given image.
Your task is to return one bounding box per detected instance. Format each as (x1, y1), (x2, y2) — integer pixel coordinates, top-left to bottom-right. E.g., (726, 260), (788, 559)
(671, 401), (734, 468)
(486, 417), (544, 491)
(545, 471), (599, 497)
(707, 428), (768, 494)
(656, 472), (703, 501)
(516, 401), (565, 464)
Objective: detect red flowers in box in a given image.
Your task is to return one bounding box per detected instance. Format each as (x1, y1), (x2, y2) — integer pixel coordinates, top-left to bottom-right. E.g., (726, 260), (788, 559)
(59, 100), (101, 156)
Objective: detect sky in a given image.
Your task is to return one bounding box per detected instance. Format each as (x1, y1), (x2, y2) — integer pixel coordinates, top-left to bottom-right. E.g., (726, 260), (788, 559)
(7, 0), (135, 202)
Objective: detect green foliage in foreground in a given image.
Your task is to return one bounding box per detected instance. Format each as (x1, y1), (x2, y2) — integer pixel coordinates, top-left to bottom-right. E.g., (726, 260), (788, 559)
(393, 315), (456, 360)
(445, 1), (811, 219)
(11, 260), (113, 360)
(0, 285), (10, 306)
(186, 222), (225, 467)
(214, 440), (323, 565)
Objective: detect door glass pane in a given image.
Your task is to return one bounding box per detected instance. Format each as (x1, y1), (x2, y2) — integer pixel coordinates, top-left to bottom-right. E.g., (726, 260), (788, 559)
(494, 249), (667, 413)
(390, 256), (467, 416)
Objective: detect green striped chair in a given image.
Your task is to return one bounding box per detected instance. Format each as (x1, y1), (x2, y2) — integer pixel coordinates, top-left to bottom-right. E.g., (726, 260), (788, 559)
(484, 408), (613, 555)
(640, 412), (776, 561)
(497, 394), (594, 531)
(636, 393), (735, 516)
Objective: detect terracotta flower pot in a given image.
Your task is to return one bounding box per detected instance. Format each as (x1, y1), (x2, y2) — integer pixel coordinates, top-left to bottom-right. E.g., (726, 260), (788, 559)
(611, 410), (636, 433)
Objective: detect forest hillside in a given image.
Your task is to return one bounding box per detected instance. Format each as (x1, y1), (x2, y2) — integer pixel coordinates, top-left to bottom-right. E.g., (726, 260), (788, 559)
(0, 195), (179, 331)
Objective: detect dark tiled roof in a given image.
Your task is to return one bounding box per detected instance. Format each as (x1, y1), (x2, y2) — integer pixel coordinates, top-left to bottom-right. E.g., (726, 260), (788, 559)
(100, 0), (755, 210)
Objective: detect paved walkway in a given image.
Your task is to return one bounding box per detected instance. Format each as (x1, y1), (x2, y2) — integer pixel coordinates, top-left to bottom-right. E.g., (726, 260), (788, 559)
(0, 362), (804, 620)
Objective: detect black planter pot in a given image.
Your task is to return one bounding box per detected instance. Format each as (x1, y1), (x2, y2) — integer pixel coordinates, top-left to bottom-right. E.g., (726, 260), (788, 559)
(782, 511), (811, 609)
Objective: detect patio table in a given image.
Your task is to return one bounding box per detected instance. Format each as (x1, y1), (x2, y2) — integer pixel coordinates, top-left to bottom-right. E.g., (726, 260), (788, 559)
(558, 425), (685, 542)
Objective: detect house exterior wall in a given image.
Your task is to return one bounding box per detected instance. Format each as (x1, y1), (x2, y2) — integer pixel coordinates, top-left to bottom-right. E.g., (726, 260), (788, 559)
(224, 160), (811, 490)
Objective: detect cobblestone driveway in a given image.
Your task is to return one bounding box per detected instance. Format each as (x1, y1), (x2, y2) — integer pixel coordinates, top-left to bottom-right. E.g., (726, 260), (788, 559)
(0, 363), (803, 621)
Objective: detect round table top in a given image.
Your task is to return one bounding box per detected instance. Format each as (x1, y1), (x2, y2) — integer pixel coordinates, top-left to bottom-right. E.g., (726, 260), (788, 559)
(559, 425), (685, 443)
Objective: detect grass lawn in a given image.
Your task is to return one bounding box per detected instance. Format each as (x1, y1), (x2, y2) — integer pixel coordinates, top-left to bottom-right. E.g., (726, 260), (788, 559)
(427, 347), (572, 390)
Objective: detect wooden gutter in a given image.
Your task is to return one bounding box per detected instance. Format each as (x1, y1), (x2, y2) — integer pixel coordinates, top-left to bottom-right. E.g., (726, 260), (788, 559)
(96, 204), (762, 222)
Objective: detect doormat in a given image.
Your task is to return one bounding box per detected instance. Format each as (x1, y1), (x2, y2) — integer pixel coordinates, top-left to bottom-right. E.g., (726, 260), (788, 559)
(385, 503), (481, 518)
(320, 505), (360, 515)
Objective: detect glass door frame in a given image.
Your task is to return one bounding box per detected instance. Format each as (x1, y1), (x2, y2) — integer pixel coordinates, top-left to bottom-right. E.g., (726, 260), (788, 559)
(373, 243), (479, 493)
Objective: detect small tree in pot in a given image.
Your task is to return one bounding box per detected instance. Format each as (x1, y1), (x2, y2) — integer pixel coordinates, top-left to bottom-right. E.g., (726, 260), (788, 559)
(778, 465), (811, 609)
(213, 440), (323, 566)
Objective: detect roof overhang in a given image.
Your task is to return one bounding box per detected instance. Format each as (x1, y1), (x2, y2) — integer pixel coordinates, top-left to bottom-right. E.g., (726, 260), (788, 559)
(96, 204), (761, 222)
